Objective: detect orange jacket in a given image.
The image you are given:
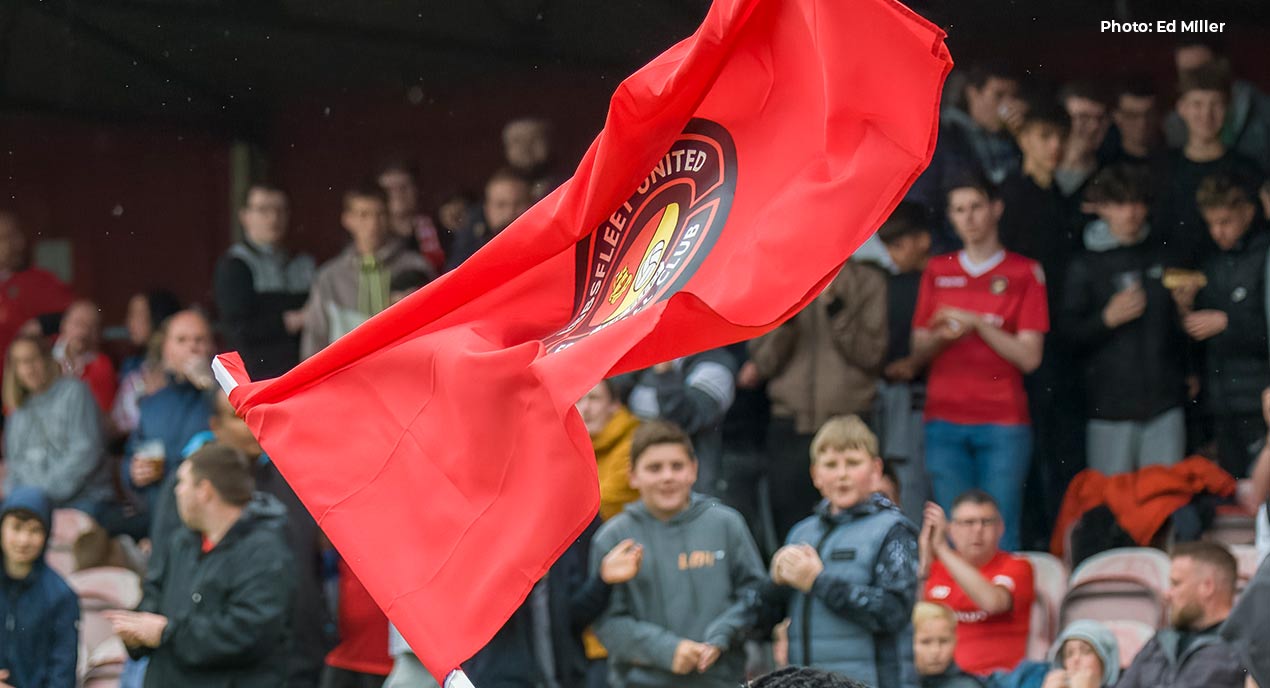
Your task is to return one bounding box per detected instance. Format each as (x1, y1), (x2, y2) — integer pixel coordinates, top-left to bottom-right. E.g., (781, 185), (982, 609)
(1051, 456), (1235, 557)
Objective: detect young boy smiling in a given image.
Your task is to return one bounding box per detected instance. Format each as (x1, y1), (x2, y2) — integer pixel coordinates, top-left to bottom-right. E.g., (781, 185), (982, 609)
(768, 415), (919, 688)
(590, 419), (766, 688)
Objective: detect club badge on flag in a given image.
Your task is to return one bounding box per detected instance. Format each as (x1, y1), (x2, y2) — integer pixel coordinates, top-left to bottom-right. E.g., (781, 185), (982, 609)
(215, 0), (951, 683)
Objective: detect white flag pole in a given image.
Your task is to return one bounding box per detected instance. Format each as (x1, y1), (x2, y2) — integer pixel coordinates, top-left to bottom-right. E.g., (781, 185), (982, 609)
(445, 670), (476, 688)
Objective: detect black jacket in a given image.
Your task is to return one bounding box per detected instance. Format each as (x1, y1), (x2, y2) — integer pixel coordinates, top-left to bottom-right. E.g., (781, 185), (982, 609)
(0, 488), (79, 688)
(463, 518), (612, 688)
(131, 492), (296, 688)
(1196, 225), (1270, 416)
(1060, 223), (1188, 420)
(213, 242), (313, 380)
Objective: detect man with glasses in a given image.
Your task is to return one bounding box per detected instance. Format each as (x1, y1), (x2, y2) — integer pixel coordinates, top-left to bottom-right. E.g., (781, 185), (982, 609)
(1056, 82), (1112, 198)
(214, 182), (315, 379)
(918, 490), (1034, 675)
(1106, 79), (1163, 167)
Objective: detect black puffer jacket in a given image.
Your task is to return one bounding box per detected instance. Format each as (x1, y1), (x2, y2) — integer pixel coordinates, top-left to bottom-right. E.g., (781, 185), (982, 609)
(1060, 222), (1188, 420)
(1195, 225), (1270, 416)
(130, 492), (295, 688)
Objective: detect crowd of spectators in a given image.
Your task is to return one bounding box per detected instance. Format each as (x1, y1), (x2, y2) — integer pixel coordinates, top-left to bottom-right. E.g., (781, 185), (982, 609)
(3, 36), (1270, 688)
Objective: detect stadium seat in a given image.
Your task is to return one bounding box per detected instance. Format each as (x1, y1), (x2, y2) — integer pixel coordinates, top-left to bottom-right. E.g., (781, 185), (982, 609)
(45, 548), (77, 577)
(68, 566), (143, 610)
(1230, 543), (1259, 595)
(68, 567), (143, 684)
(1020, 551), (1067, 660)
(1203, 504), (1256, 546)
(1102, 619), (1156, 668)
(51, 508), (97, 549)
(1059, 547), (1171, 629)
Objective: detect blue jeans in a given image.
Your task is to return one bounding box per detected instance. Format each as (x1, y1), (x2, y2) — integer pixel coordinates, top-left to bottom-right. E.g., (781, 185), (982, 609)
(925, 420), (1032, 552)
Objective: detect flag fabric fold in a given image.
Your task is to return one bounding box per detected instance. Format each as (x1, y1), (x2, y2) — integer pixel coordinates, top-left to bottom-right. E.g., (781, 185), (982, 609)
(217, 0), (950, 680)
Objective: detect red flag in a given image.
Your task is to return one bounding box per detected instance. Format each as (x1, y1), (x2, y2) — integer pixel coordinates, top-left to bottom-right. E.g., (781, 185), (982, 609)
(215, 0), (950, 681)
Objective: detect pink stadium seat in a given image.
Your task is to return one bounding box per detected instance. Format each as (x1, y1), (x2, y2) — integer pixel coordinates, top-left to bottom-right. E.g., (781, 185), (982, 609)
(45, 549), (77, 577)
(50, 508), (96, 549)
(1069, 547), (1171, 591)
(79, 609), (118, 660)
(1102, 619), (1156, 668)
(1020, 551), (1067, 660)
(1204, 505), (1256, 547)
(1060, 547), (1171, 629)
(1230, 543), (1259, 595)
(68, 567), (143, 610)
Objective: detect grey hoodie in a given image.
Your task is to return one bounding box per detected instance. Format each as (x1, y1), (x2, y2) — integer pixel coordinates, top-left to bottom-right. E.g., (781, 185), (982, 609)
(590, 494), (767, 688)
(3, 375), (109, 507)
(1048, 620), (1121, 687)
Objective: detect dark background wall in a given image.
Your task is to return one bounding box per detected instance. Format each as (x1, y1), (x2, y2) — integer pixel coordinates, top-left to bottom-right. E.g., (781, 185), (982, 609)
(2, 1), (1268, 328)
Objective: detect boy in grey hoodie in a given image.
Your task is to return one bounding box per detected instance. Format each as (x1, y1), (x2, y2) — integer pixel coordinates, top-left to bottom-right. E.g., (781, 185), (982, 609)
(590, 420), (767, 688)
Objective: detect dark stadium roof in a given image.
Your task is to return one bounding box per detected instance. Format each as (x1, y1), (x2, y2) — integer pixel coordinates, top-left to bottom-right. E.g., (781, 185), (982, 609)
(3, 0), (1267, 137)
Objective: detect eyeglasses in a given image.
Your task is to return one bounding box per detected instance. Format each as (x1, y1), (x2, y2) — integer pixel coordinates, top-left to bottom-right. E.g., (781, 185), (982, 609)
(951, 517), (1000, 528)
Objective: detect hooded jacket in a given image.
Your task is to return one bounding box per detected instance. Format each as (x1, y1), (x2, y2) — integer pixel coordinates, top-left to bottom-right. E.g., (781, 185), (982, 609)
(991, 619), (1122, 688)
(1221, 553), (1270, 688)
(590, 494), (767, 688)
(130, 492), (296, 688)
(1059, 221), (1188, 421)
(0, 487), (79, 688)
(1116, 622), (1246, 688)
(592, 406), (642, 521)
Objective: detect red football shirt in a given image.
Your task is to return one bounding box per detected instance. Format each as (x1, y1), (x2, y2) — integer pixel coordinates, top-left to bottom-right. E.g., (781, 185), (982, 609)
(0, 268), (75, 384)
(326, 558), (393, 675)
(912, 250), (1048, 425)
(924, 551), (1035, 675)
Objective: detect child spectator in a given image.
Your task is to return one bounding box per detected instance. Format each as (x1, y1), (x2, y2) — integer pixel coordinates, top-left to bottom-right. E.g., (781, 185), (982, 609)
(765, 415), (919, 688)
(912, 602), (983, 688)
(301, 183), (434, 358)
(1062, 164), (1188, 474)
(748, 257), (888, 540)
(920, 492), (1034, 676)
(0, 487), (79, 688)
(997, 101), (1084, 547)
(591, 420), (766, 687)
(577, 380), (642, 521)
(1055, 82), (1112, 198)
(1175, 173), (1270, 478)
(1156, 60), (1263, 267)
(985, 620), (1120, 688)
(1105, 78), (1162, 167)
(911, 176), (1048, 551)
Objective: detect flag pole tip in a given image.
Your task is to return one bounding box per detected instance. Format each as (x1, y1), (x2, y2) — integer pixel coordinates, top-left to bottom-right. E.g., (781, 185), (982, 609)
(211, 356), (241, 395)
(445, 670), (476, 688)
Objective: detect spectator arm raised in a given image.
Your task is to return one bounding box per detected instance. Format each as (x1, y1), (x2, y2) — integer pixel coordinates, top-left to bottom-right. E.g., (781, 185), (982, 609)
(934, 545), (1013, 615)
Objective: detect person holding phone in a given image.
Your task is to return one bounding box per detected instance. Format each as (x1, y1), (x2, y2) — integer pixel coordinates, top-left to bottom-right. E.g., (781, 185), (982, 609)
(1060, 164), (1189, 475)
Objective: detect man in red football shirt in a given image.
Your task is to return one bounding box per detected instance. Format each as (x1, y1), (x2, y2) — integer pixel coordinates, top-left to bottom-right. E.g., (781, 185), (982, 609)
(0, 211), (75, 385)
(919, 490), (1033, 676)
(909, 175), (1047, 551)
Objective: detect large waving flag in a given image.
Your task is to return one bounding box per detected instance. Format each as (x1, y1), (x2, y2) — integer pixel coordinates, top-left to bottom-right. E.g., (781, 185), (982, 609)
(214, 0), (950, 682)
